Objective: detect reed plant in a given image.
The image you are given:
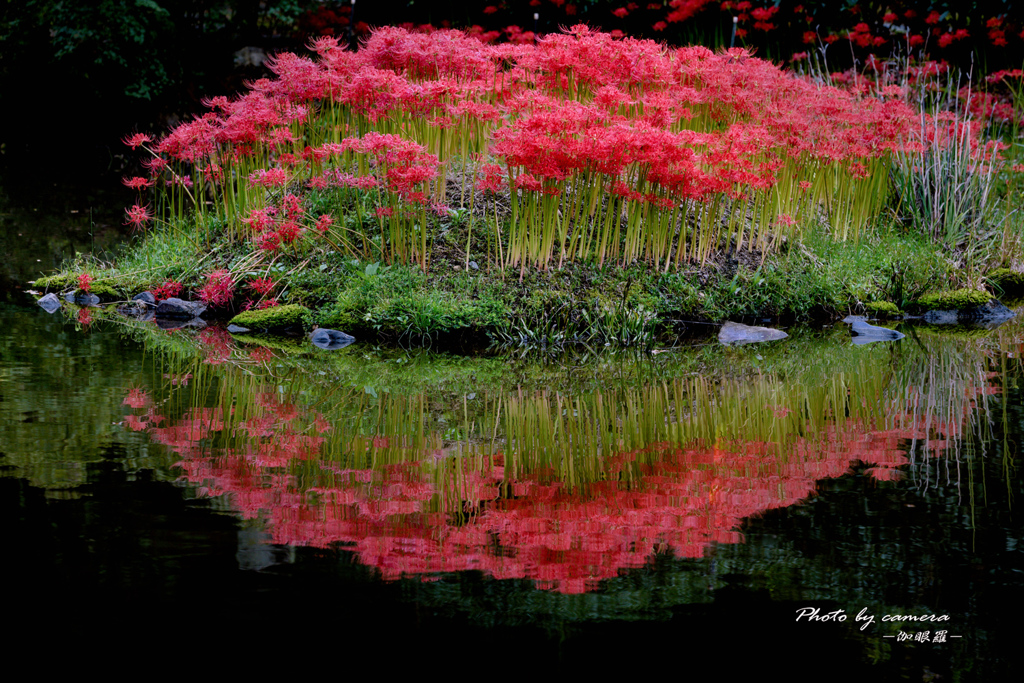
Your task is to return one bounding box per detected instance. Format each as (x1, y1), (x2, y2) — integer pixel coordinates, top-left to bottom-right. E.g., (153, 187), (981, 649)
(891, 73), (1005, 256)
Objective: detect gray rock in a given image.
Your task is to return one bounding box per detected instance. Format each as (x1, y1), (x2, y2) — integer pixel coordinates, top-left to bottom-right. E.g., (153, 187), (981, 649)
(922, 299), (1015, 328)
(468, 260), (479, 271)
(843, 316), (905, 344)
(227, 324), (251, 334)
(63, 291), (100, 306)
(311, 328), (355, 350)
(37, 292), (61, 313)
(154, 297), (207, 320)
(718, 321), (788, 345)
(132, 291), (157, 307)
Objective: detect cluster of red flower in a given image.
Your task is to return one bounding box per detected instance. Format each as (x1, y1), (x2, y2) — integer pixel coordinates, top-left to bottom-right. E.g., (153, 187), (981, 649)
(123, 22), (1014, 271)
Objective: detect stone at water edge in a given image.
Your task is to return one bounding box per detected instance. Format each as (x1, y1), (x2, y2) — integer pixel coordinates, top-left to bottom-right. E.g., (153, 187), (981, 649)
(842, 316), (905, 344)
(717, 321), (788, 345)
(132, 291), (157, 307)
(37, 292), (61, 313)
(311, 328), (355, 350)
(154, 297), (207, 320)
(227, 324), (251, 334)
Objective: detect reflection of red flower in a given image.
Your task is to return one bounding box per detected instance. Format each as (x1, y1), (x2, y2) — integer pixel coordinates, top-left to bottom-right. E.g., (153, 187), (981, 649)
(163, 415), (919, 593)
(248, 347), (276, 362)
(123, 388), (152, 409)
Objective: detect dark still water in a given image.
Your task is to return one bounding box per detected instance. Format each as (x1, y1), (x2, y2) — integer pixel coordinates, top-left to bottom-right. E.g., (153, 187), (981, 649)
(3, 298), (1023, 678)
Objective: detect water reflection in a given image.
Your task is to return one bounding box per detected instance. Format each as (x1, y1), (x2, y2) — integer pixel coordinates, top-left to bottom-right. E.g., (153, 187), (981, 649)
(98, 316), (1011, 595)
(5, 301), (1024, 678)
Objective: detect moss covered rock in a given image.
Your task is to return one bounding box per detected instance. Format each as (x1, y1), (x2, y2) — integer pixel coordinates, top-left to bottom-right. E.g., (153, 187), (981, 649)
(916, 289), (992, 311)
(32, 273), (77, 291)
(864, 300), (899, 317)
(229, 304), (310, 331)
(85, 283), (122, 301)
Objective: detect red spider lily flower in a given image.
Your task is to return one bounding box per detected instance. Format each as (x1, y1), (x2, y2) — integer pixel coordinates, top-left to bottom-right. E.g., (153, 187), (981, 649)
(282, 193), (304, 219)
(314, 214), (334, 235)
(143, 156), (168, 175)
(197, 269), (235, 307)
(277, 221), (303, 243)
(483, 5), (498, 13)
(244, 208), (275, 234)
(122, 176), (154, 190)
(249, 167), (289, 188)
(78, 273), (93, 292)
(883, 12), (897, 22)
(122, 132), (152, 149)
(257, 232), (282, 252)
(248, 278), (276, 295)
(202, 164), (224, 184)
(124, 204), (152, 232)
(925, 11), (941, 24)
(257, 298), (280, 309)
(652, 21), (667, 31)
(612, 7), (629, 18)
(153, 280), (183, 301)
(308, 35), (339, 55)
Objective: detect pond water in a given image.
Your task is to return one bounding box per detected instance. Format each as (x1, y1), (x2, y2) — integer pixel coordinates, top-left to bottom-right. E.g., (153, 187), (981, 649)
(3, 222), (1023, 678)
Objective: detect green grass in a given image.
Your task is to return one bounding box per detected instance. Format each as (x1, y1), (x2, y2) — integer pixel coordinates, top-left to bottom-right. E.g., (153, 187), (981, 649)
(27, 194), (1008, 348)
